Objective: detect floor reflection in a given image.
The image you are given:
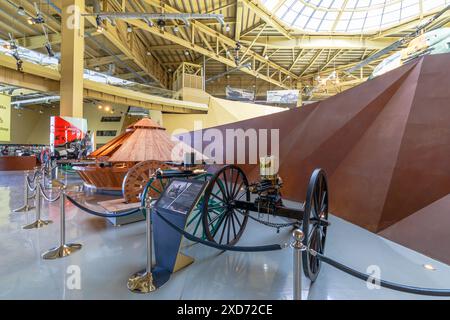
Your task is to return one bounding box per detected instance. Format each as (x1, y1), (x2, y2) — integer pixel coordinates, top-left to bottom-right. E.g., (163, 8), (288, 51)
(0, 170), (449, 299)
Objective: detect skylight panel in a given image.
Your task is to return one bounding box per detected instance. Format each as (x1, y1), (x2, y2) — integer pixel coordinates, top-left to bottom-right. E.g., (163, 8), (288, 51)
(424, 0), (445, 11)
(318, 19), (335, 31)
(382, 10), (400, 25)
(401, 3), (419, 19)
(305, 17), (323, 30)
(320, 0), (334, 7)
(262, 0), (279, 11)
(276, 5), (289, 19)
(347, 0), (359, 8)
(347, 18), (365, 31)
(292, 2), (304, 11)
(263, 0), (447, 34)
(284, 10), (300, 24)
(335, 19), (350, 32)
(326, 0), (342, 9)
(370, 0), (387, 6)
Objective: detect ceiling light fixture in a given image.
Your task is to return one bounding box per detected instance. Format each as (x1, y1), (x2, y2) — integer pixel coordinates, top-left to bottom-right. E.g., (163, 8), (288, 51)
(17, 6), (26, 16)
(173, 25), (179, 32)
(423, 264), (436, 271)
(225, 25), (230, 32)
(184, 50), (189, 56)
(127, 24), (132, 33)
(44, 43), (55, 57)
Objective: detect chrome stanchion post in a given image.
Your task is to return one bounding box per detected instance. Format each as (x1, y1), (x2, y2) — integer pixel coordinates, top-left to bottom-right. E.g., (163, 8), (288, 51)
(13, 171), (35, 212)
(22, 177), (53, 229)
(27, 168), (38, 203)
(127, 196), (156, 293)
(42, 185), (82, 259)
(292, 229), (305, 300)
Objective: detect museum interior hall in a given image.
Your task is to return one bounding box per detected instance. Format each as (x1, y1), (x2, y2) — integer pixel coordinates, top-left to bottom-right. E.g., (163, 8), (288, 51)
(0, 0), (450, 301)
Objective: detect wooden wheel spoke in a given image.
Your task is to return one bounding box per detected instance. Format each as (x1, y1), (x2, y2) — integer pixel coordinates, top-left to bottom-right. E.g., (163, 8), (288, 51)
(208, 211), (223, 225)
(226, 212), (231, 244)
(222, 171), (231, 199)
(208, 204), (227, 210)
(216, 180), (229, 201)
(233, 210), (243, 228)
(307, 224), (317, 242)
(313, 186), (320, 219)
(192, 213), (203, 236)
(210, 192), (226, 203)
(234, 208), (247, 216)
(230, 212), (237, 239)
(230, 170), (241, 199)
(320, 191), (327, 214)
(235, 190), (247, 201)
(232, 180), (244, 199)
(203, 165), (249, 246)
(218, 213), (230, 244)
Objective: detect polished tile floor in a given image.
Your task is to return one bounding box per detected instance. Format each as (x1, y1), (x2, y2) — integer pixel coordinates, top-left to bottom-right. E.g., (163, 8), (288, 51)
(0, 170), (449, 300)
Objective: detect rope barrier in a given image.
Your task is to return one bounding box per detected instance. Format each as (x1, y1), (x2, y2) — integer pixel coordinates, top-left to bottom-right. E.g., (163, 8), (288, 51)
(26, 177), (38, 192)
(39, 183), (61, 203)
(310, 249), (450, 297)
(247, 213), (297, 230)
(155, 211), (284, 252)
(65, 194), (143, 218)
(27, 170), (39, 184)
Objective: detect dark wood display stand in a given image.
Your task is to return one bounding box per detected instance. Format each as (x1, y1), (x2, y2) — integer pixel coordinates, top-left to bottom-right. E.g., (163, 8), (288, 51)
(0, 156), (37, 171)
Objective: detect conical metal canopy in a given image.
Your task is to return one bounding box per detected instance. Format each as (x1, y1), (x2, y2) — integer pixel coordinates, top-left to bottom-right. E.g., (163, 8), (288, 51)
(91, 117), (201, 162)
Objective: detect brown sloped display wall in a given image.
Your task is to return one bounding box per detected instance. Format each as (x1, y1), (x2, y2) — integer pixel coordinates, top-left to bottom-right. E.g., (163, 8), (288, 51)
(180, 54), (450, 264)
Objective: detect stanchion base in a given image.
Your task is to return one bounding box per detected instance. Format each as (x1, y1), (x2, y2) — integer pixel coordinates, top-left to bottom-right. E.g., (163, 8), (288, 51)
(42, 243), (82, 260)
(22, 219), (53, 229)
(127, 271), (157, 293)
(13, 204), (35, 212)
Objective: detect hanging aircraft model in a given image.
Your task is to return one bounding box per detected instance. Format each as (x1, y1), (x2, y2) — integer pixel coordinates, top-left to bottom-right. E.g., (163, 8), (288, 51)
(347, 4), (450, 74)
(304, 5), (450, 99)
(370, 27), (450, 78)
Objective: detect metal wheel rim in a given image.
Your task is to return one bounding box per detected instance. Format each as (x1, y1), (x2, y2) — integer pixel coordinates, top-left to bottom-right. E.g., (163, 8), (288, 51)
(302, 168), (328, 282)
(202, 165), (249, 246)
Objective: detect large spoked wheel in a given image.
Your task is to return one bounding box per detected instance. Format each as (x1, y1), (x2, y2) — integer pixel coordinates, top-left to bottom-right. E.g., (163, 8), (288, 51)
(185, 173), (214, 239)
(202, 165), (250, 246)
(302, 168), (329, 282)
(122, 160), (171, 203)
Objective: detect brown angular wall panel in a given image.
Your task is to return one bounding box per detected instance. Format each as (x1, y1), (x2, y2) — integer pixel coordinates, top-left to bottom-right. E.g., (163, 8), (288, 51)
(179, 54), (450, 264)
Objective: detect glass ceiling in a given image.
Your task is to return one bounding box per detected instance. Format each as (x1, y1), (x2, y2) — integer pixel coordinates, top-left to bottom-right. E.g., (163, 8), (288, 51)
(261, 0), (450, 33)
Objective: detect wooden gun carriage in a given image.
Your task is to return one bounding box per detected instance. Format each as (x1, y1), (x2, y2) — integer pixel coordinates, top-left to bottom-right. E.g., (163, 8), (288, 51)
(143, 156), (330, 281)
